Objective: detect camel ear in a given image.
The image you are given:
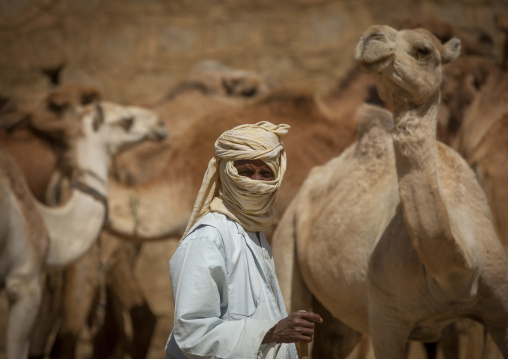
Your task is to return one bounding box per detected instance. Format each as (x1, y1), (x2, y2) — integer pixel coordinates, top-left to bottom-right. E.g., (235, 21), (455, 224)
(81, 88), (101, 105)
(442, 37), (461, 64)
(46, 92), (70, 114)
(92, 103), (104, 132)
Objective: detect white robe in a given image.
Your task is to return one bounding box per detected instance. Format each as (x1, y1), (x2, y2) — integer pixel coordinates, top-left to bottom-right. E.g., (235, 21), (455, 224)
(165, 212), (299, 359)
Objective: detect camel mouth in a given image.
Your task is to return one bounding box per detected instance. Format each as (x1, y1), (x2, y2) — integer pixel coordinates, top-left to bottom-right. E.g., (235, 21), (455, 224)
(149, 126), (169, 141)
(386, 67), (409, 89)
(357, 54), (393, 73)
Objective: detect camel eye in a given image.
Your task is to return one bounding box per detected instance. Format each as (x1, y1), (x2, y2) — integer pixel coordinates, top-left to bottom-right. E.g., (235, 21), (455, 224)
(415, 47), (432, 58)
(119, 116), (134, 131)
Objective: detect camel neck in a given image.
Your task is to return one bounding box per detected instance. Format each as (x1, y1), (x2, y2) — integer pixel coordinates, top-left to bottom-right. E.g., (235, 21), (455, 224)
(74, 137), (109, 194)
(390, 94), (445, 230)
(41, 136), (111, 267)
(391, 95), (440, 170)
(389, 93), (475, 295)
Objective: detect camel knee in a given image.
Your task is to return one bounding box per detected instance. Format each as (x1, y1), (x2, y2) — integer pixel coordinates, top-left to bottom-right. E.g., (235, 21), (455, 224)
(5, 277), (41, 306)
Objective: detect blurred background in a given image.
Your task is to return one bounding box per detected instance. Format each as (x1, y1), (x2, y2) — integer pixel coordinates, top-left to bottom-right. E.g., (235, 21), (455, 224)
(1, 0), (508, 359)
(1, 0), (506, 103)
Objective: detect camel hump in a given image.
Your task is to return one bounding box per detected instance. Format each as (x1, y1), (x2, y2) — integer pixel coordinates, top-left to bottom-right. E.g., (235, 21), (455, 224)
(355, 103), (393, 138)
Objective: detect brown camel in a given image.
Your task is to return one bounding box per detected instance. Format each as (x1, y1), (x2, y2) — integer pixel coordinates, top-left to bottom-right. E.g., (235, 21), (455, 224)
(0, 99), (166, 359)
(105, 85), (362, 241)
(272, 25), (508, 359)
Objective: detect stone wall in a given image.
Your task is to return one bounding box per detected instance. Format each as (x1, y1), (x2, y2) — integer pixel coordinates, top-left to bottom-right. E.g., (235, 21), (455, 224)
(1, 0), (507, 105)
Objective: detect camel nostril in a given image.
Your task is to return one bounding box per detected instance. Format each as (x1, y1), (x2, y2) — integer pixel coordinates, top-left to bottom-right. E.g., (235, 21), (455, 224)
(366, 32), (386, 42)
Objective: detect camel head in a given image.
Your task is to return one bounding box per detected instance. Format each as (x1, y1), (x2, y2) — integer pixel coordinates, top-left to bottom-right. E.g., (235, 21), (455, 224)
(77, 101), (168, 155)
(31, 101), (167, 156)
(187, 60), (275, 98)
(354, 25), (461, 107)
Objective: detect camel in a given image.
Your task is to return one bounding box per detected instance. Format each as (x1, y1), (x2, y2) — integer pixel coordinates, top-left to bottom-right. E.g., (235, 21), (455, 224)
(0, 100), (167, 359)
(306, 17), (508, 358)
(314, 19), (507, 359)
(271, 25), (508, 359)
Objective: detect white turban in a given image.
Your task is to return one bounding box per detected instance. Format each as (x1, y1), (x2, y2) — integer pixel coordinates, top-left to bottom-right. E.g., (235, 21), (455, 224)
(182, 121), (290, 239)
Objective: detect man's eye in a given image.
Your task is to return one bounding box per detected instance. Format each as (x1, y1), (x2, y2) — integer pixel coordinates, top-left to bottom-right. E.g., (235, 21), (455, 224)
(262, 172), (273, 178)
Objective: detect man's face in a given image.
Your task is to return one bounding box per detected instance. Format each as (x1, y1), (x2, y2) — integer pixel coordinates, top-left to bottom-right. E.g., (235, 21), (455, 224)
(234, 159), (274, 181)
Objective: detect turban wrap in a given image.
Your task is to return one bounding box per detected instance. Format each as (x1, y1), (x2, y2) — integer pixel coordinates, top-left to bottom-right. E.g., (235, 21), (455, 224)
(182, 121), (290, 239)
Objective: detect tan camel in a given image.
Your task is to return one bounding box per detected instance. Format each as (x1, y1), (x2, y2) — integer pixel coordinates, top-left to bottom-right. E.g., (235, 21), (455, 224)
(0, 100), (166, 359)
(272, 25), (508, 359)
(315, 19), (505, 359)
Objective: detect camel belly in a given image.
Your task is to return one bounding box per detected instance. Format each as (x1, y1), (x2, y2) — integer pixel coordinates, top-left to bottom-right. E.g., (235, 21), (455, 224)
(295, 168), (399, 335)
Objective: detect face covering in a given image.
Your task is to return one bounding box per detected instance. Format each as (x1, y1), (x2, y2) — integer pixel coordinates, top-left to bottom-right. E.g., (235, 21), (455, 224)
(182, 121), (289, 239)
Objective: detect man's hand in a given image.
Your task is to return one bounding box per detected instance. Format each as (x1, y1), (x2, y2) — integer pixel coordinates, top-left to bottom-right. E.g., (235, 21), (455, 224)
(262, 311), (323, 344)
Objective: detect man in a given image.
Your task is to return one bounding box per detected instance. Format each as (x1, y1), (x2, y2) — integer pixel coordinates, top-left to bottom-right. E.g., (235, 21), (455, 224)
(165, 121), (323, 358)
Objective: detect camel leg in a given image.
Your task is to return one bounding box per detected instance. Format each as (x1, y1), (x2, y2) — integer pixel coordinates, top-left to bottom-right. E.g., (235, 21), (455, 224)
(432, 322), (459, 359)
(50, 244), (100, 359)
(5, 277), (42, 359)
(311, 296), (363, 359)
(422, 342), (438, 359)
(368, 302), (409, 359)
(92, 285), (125, 359)
(369, 325), (408, 359)
(108, 241), (156, 359)
(29, 270), (65, 359)
(485, 325), (508, 358)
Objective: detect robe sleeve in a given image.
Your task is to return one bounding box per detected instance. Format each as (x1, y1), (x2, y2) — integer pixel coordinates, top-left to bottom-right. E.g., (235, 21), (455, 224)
(170, 227), (280, 359)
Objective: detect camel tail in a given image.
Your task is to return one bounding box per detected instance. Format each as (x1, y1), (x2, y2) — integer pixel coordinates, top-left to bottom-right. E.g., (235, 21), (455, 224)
(355, 103), (393, 139)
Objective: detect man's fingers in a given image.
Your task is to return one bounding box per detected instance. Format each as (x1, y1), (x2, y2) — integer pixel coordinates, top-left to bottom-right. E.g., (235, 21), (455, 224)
(298, 334), (314, 343)
(297, 311), (323, 323)
(299, 327), (314, 336)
